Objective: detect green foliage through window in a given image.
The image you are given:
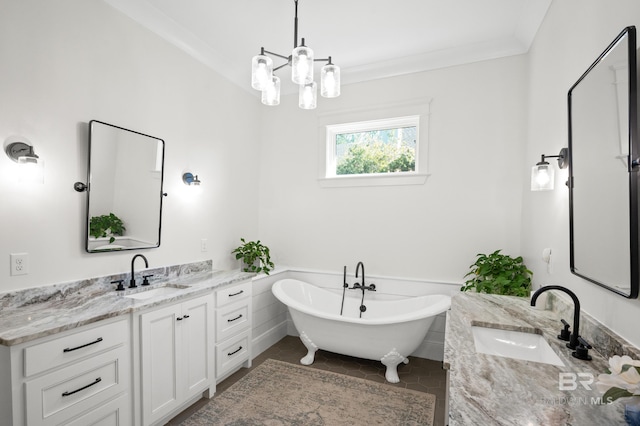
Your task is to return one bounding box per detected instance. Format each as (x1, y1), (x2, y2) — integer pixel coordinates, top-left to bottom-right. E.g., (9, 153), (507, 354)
(335, 126), (416, 175)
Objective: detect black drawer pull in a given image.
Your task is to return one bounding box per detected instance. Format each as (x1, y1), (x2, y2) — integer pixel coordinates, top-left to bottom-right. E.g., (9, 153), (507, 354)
(228, 346), (243, 356)
(183, 315), (190, 319)
(227, 314), (243, 323)
(63, 337), (103, 353)
(176, 317), (183, 321)
(62, 377), (102, 397)
(229, 290), (244, 297)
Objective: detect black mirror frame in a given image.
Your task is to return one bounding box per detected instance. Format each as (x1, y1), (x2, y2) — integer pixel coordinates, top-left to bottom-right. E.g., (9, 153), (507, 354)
(568, 26), (639, 299)
(83, 120), (165, 253)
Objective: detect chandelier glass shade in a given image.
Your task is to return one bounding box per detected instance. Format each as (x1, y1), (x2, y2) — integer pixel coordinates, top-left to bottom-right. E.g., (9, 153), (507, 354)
(251, 53), (273, 91)
(299, 81), (317, 109)
(321, 60), (340, 98)
(292, 41), (314, 84)
(262, 76), (281, 106)
(251, 0), (340, 109)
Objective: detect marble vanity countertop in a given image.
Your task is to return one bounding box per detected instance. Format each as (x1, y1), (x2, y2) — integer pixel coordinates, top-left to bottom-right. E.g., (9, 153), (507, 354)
(0, 269), (253, 346)
(444, 292), (625, 425)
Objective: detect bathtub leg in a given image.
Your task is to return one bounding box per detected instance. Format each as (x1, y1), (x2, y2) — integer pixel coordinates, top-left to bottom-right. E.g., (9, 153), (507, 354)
(299, 331), (318, 365)
(381, 349), (409, 383)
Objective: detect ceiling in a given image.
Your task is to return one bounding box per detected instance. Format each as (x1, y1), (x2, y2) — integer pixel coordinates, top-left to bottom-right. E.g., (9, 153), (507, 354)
(104, 0), (552, 95)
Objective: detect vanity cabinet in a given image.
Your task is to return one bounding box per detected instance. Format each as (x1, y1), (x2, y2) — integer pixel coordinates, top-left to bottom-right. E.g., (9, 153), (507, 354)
(215, 280), (252, 381)
(138, 293), (214, 425)
(0, 317), (131, 426)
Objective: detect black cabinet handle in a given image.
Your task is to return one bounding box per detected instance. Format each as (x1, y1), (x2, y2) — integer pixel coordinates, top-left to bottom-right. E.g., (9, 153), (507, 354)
(63, 337), (103, 353)
(62, 377), (102, 397)
(227, 314), (243, 323)
(183, 315), (190, 319)
(176, 317), (183, 321)
(228, 346), (243, 356)
(229, 290), (244, 297)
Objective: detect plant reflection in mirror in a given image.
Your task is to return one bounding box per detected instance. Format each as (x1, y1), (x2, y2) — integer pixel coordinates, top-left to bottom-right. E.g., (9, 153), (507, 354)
(89, 213), (126, 244)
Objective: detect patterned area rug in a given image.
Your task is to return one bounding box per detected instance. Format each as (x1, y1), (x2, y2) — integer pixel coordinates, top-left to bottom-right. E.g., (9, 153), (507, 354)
(181, 358), (436, 426)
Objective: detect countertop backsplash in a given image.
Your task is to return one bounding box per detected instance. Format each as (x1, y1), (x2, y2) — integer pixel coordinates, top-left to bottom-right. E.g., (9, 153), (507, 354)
(0, 259), (213, 309)
(544, 291), (640, 360)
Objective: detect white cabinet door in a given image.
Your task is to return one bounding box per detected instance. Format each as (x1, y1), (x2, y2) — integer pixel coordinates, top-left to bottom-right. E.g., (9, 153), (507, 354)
(139, 294), (214, 425)
(140, 303), (182, 425)
(182, 295), (214, 400)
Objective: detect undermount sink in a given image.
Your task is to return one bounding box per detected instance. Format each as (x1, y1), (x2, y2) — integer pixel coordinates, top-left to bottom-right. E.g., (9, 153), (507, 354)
(124, 284), (189, 300)
(471, 324), (565, 366)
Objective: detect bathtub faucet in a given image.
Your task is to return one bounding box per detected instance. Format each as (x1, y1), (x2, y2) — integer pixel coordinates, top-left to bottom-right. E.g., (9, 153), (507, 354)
(352, 261), (376, 292)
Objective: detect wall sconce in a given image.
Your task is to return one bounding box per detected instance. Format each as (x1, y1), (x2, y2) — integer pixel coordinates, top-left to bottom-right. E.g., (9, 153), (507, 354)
(531, 148), (568, 191)
(4, 138), (44, 183)
(182, 172), (201, 186)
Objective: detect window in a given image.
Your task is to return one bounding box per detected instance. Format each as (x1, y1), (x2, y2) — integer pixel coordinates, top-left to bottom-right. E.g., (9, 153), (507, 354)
(318, 99), (430, 187)
(327, 116), (419, 177)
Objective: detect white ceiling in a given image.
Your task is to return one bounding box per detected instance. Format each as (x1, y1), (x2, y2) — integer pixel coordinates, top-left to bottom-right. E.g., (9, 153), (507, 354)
(104, 0), (552, 95)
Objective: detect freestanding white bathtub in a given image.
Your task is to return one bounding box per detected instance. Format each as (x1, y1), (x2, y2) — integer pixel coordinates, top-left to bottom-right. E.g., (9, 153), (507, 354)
(272, 278), (451, 383)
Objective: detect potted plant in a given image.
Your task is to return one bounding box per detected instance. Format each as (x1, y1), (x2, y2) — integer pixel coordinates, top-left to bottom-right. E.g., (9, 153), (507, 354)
(232, 238), (275, 275)
(89, 213), (126, 244)
(461, 249), (532, 297)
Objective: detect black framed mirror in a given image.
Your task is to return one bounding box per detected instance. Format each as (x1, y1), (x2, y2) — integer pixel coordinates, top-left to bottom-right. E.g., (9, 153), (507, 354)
(83, 120), (165, 253)
(568, 26), (639, 298)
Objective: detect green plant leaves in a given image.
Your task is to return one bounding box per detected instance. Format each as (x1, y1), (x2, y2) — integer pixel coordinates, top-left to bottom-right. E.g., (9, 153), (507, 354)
(461, 249), (532, 297)
(231, 238), (275, 275)
(89, 213), (125, 243)
(602, 386), (634, 403)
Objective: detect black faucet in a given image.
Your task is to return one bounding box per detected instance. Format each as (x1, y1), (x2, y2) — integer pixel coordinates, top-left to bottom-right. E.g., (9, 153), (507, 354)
(530, 285), (581, 349)
(353, 261), (376, 292)
(130, 254), (149, 288)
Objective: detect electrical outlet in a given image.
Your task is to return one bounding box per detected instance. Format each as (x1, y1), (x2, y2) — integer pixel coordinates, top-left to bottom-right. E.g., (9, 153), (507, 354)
(10, 253), (29, 276)
(201, 239), (208, 252)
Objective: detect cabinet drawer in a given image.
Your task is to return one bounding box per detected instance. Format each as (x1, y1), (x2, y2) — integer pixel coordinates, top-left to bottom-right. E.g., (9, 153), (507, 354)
(64, 393), (130, 426)
(216, 330), (250, 378)
(216, 281), (251, 307)
(25, 346), (128, 426)
(24, 318), (128, 377)
(216, 300), (251, 342)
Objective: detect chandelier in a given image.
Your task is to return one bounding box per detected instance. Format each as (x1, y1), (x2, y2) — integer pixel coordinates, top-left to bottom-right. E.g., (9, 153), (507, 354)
(250, 0), (341, 109)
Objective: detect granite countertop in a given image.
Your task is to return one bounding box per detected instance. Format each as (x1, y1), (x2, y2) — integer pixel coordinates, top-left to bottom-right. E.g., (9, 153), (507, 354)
(444, 292), (625, 425)
(0, 268), (254, 347)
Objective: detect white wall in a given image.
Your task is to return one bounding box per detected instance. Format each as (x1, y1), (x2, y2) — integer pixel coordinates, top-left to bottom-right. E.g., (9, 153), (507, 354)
(0, 0), (261, 292)
(523, 0), (640, 347)
(259, 55), (528, 283)
(4, 0), (638, 353)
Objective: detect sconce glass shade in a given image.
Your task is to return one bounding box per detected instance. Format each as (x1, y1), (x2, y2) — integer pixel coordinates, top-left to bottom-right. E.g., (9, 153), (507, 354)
(261, 76), (281, 106)
(292, 42), (314, 84)
(299, 81), (317, 110)
(531, 162), (554, 191)
(321, 63), (340, 98)
(18, 156), (44, 184)
(251, 54), (273, 91)
(5, 140), (44, 183)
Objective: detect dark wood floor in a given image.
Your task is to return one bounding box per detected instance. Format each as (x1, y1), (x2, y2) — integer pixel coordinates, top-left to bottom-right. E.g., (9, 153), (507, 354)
(169, 335), (448, 426)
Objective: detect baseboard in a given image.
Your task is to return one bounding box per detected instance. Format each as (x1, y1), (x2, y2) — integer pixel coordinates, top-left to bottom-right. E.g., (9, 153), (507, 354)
(411, 340), (445, 361)
(252, 320), (288, 358)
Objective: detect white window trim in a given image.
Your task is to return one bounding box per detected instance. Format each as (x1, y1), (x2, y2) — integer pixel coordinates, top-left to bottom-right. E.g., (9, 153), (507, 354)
(318, 98), (431, 188)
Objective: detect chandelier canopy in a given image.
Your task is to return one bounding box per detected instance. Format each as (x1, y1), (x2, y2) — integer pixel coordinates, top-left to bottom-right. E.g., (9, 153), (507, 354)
(251, 0), (341, 109)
